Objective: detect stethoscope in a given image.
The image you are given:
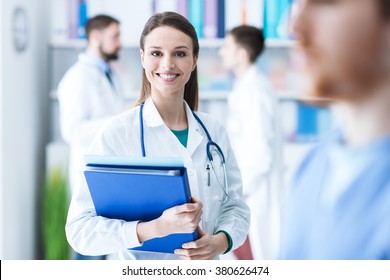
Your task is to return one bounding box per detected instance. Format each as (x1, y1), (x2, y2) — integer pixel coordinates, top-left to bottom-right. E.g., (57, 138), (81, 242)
(139, 103), (237, 202)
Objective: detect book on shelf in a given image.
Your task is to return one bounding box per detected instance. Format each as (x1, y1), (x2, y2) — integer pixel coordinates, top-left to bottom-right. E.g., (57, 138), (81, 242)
(296, 102), (332, 142)
(68, 0), (87, 39)
(189, 0), (204, 38)
(78, 0), (88, 39)
(53, 0), (294, 44)
(217, 0), (225, 38)
(177, 0), (188, 18)
(204, 0), (218, 38)
(263, 0), (292, 39)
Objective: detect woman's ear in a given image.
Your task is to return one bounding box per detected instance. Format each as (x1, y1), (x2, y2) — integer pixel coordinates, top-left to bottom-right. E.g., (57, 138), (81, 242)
(140, 49), (145, 68)
(192, 53), (198, 71)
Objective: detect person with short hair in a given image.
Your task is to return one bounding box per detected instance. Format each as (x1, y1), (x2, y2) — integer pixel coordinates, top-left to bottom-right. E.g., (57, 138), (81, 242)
(57, 14), (127, 260)
(219, 25), (284, 260)
(280, 0), (390, 259)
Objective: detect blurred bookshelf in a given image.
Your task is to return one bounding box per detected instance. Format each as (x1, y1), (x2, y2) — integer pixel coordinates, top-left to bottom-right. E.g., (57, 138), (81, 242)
(49, 38), (295, 49)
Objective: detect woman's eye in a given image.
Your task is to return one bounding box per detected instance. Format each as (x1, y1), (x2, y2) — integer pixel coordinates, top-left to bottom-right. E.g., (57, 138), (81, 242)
(175, 51), (187, 57)
(150, 51), (161, 57)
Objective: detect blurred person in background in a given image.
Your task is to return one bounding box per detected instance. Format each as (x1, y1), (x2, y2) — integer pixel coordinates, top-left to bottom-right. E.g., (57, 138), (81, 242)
(280, 0), (390, 259)
(219, 25), (284, 260)
(57, 14), (128, 260)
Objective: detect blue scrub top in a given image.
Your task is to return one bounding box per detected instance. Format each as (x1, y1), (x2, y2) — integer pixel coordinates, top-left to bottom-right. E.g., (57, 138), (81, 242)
(279, 130), (390, 260)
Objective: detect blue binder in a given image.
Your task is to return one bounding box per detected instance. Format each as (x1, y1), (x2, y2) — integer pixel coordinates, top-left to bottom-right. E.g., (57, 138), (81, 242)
(83, 155), (199, 254)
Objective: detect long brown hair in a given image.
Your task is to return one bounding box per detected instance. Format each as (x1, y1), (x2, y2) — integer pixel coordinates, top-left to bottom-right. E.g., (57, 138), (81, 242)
(136, 12), (200, 111)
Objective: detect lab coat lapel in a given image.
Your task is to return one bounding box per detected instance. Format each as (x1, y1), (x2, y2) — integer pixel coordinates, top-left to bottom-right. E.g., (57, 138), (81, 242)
(141, 99), (204, 157)
(184, 102), (203, 157)
(142, 98), (166, 128)
(139, 99), (174, 157)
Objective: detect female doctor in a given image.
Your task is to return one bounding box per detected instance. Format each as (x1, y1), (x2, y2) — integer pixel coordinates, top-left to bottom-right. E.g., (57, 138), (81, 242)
(65, 11), (250, 260)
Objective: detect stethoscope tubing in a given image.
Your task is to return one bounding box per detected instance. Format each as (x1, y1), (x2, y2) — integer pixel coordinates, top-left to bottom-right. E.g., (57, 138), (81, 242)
(139, 102), (236, 202)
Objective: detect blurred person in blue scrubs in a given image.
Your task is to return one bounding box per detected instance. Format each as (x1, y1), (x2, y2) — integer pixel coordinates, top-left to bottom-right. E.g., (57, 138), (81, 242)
(57, 14), (128, 260)
(219, 26), (284, 260)
(280, 0), (390, 259)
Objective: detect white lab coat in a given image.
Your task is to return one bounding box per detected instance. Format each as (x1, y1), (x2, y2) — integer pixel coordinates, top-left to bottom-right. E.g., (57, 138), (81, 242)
(57, 51), (127, 194)
(65, 98), (250, 259)
(226, 65), (284, 259)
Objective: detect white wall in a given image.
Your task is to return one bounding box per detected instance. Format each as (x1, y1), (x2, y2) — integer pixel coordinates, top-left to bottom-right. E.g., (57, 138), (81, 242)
(0, 0), (49, 259)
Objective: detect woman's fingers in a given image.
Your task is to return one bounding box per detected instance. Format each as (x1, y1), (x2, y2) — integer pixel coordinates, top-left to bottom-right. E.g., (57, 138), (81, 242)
(173, 201), (201, 214)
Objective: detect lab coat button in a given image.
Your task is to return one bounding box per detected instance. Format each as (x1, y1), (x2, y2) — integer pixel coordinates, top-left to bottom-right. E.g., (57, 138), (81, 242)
(188, 169), (194, 176)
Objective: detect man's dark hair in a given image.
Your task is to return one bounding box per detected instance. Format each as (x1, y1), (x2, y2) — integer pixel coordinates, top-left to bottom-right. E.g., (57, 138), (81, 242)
(229, 25), (265, 63)
(85, 15), (120, 40)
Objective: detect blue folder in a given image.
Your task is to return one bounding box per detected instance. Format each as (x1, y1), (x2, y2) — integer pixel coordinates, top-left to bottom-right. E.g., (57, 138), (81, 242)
(83, 155), (199, 254)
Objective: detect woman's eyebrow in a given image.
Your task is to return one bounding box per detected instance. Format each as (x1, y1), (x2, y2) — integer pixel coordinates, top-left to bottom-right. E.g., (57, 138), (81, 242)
(147, 46), (190, 50)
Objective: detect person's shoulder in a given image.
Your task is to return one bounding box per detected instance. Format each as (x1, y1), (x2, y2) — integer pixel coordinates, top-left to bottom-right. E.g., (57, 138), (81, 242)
(240, 66), (277, 98)
(88, 106), (139, 153)
(193, 111), (228, 140)
(303, 129), (340, 157)
(254, 70), (276, 94)
(194, 111), (223, 128)
(62, 54), (100, 78)
(292, 130), (340, 183)
(105, 106), (138, 127)
(69, 60), (97, 76)
(59, 64), (86, 85)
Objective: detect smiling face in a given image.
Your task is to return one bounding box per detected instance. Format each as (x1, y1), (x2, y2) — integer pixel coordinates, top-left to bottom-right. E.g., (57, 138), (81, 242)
(291, 0), (390, 102)
(140, 26), (198, 101)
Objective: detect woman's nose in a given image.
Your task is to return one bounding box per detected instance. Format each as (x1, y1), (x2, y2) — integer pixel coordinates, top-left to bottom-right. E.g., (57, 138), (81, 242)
(161, 56), (175, 70)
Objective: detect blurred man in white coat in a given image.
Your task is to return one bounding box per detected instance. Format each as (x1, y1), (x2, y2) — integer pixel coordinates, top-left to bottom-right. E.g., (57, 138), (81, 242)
(219, 26), (284, 260)
(57, 14), (128, 259)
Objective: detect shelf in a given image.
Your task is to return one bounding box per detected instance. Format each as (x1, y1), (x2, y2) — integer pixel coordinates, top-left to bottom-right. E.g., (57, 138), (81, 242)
(199, 90), (229, 100)
(49, 39), (87, 49)
(266, 38), (296, 48)
(277, 91), (334, 103)
(49, 38), (296, 49)
(201, 38), (295, 48)
(51, 88), (326, 103)
(50, 89), (229, 101)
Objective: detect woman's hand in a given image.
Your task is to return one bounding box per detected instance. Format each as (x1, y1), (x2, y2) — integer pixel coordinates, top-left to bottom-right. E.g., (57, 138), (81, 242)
(157, 196), (203, 236)
(136, 196), (202, 243)
(174, 227), (229, 260)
